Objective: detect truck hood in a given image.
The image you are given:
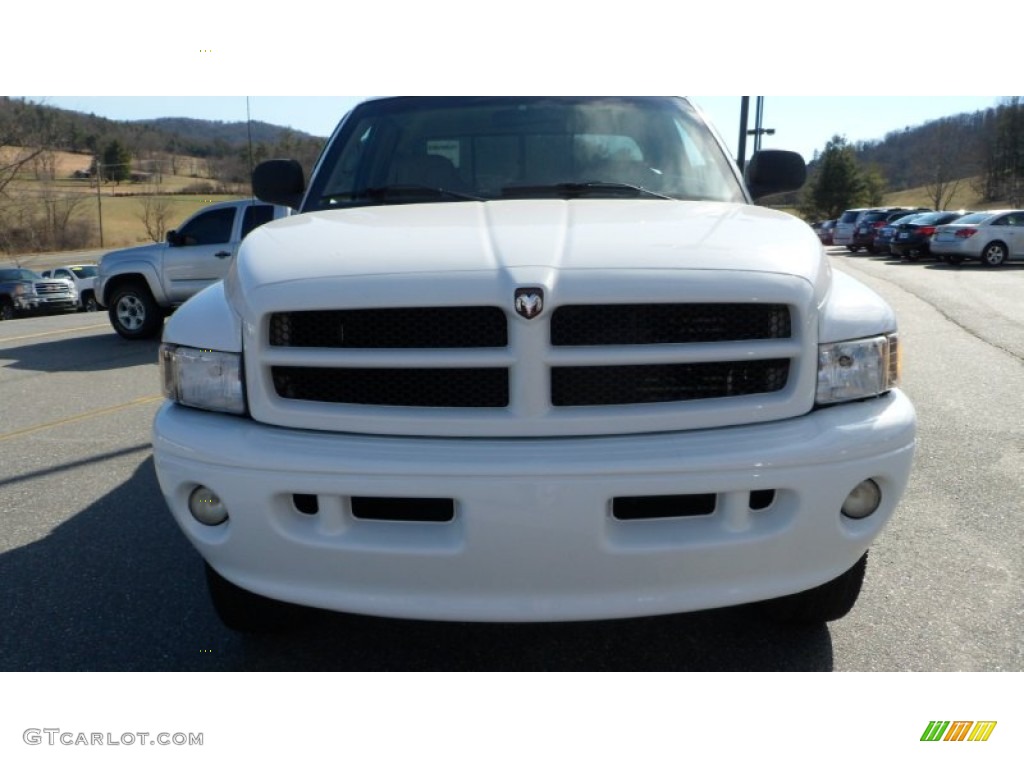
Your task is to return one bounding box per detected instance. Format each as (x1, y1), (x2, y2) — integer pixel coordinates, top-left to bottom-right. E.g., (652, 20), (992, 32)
(228, 200), (828, 314)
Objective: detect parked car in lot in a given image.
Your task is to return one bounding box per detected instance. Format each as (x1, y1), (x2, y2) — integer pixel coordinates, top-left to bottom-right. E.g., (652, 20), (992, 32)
(847, 207), (929, 256)
(852, 208), (929, 254)
(930, 210), (1024, 266)
(812, 219), (835, 245)
(39, 264), (99, 311)
(874, 212), (925, 256)
(95, 199), (290, 339)
(833, 208), (871, 251)
(0, 266), (78, 320)
(890, 211), (971, 261)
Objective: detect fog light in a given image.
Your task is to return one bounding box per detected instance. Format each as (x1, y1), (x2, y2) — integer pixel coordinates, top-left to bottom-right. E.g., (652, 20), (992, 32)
(841, 479), (881, 519)
(189, 485), (229, 526)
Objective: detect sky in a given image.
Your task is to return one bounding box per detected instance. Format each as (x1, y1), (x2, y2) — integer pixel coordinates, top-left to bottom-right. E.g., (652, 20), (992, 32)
(20, 95), (1008, 165)
(8, 3), (1017, 166)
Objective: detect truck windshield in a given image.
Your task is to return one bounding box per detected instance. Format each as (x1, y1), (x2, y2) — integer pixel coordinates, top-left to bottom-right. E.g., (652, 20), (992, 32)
(307, 97), (745, 210)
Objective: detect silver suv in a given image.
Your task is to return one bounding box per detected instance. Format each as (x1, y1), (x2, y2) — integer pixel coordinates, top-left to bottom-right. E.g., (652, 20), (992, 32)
(832, 208), (871, 251)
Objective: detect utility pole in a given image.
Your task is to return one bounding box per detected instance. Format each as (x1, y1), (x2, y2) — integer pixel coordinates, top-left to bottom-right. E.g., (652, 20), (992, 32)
(94, 157), (104, 248)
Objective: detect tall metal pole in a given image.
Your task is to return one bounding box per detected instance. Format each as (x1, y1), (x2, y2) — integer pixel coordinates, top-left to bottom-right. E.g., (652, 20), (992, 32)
(737, 97), (750, 172)
(95, 156), (104, 248)
(753, 97), (763, 153)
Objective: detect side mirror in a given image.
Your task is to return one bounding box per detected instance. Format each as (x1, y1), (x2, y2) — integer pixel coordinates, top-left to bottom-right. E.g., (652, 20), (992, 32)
(252, 159), (306, 210)
(745, 150), (807, 201)
(166, 230), (181, 246)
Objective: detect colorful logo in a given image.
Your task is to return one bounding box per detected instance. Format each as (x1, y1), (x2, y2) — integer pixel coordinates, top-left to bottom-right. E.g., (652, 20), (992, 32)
(921, 721), (997, 742)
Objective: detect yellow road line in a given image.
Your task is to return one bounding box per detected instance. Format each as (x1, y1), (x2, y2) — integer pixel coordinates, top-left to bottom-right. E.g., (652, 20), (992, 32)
(0, 323), (109, 343)
(0, 395), (163, 442)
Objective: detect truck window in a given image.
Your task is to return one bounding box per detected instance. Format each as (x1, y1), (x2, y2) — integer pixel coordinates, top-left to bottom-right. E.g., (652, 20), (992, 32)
(178, 207), (235, 246)
(241, 205), (276, 238)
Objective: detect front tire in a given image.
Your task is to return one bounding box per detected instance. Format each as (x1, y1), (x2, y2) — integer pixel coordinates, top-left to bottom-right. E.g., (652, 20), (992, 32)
(205, 563), (309, 633)
(0, 298), (15, 321)
(108, 281), (163, 339)
(980, 242), (1008, 267)
(757, 552), (868, 625)
(81, 292), (99, 312)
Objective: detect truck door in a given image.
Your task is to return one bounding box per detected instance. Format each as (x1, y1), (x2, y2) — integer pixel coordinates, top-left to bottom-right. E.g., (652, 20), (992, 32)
(163, 205), (238, 303)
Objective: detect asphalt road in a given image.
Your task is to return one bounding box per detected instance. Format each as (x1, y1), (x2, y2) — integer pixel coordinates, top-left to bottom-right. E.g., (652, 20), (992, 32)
(1, 250), (1021, 671)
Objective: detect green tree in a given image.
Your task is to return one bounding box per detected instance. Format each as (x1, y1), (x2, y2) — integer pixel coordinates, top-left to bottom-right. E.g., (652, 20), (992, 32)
(862, 166), (887, 206)
(101, 139), (131, 184)
(799, 135), (867, 220)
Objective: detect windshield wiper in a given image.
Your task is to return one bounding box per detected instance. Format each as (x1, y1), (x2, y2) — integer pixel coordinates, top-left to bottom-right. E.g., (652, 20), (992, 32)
(500, 182), (673, 200)
(343, 184), (486, 203)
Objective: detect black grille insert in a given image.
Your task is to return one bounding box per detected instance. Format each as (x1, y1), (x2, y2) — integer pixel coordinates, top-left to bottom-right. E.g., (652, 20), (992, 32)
(270, 307), (507, 348)
(551, 303), (791, 346)
(613, 494), (717, 520)
(352, 497), (455, 523)
(552, 360), (789, 406)
(272, 366), (509, 407)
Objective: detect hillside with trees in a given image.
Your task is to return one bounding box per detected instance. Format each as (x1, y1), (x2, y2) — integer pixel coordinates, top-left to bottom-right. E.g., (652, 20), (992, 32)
(4, 97), (1024, 254)
(800, 97), (1024, 221)
(0, 97), (326, 254)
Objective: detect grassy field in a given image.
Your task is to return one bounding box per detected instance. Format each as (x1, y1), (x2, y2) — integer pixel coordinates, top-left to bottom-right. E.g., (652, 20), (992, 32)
(2, 145), (1017, 256)
(881, 177), (1011, 212)
(2, 147), (252, 252)
(90, 194), (247, 248)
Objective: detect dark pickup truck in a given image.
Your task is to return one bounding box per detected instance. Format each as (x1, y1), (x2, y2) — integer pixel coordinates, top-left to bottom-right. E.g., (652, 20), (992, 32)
(0, 266), (78, 320)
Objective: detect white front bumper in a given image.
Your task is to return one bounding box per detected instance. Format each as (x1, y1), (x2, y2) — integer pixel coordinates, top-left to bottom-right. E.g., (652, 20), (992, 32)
(153, 392), (916, 622)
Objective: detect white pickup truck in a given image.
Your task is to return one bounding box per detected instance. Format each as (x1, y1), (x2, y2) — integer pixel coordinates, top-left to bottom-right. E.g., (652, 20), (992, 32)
(153, 97), (917, 632)
(95, 199), (289, 339)
(39, 264), (98, 311)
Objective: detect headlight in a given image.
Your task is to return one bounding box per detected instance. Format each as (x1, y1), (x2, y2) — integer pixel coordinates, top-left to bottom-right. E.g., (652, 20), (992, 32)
(159, 344), (246, 414)
(13, 284), (32, 297)
(816, 334), (900, 405)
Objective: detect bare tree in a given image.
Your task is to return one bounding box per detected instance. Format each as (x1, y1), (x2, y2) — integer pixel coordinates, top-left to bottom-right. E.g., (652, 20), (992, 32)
(914, 119), (963, 210)
(32, 149), (58, 181)
(0, 99), (53, 200)
(0, 98), (62, 253)
(42, 188), (92, 249)
(137, 187), (174, 242)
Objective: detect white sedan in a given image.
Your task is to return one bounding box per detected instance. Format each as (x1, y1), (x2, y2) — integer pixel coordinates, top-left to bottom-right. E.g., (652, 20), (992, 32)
(930, 210), (1024, 266)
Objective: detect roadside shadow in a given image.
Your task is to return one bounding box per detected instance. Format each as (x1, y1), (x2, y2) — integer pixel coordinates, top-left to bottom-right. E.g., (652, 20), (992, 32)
(0, 333), (159, 373)
(0, 456), (222, 671)
(0, 457), (834, 672)
(923, 261), (1024, 271)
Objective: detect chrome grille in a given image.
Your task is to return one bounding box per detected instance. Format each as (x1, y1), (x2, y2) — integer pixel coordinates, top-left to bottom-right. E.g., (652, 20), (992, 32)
(36, 282), (71, 295)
